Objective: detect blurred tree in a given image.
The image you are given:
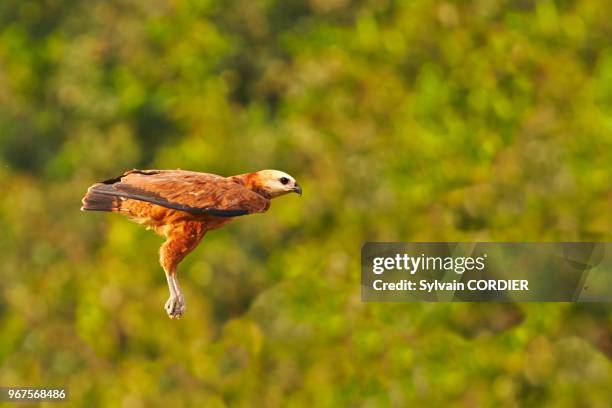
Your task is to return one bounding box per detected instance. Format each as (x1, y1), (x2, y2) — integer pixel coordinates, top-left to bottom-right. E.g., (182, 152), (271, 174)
(0, 0), (610, 406)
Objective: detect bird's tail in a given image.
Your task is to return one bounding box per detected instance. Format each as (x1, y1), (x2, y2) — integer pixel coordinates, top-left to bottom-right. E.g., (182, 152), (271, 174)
(81, 183), (122, 212)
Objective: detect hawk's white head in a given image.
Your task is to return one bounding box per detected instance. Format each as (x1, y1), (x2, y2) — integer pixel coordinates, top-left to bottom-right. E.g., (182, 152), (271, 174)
(249, 169), (302, 198)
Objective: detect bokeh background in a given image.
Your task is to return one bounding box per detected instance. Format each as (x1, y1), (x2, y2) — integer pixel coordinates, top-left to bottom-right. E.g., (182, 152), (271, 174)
(1, 0), (611, 406)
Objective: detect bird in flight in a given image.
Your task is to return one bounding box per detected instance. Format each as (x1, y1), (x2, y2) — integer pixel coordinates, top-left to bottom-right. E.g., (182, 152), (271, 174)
(81, 169), (302, 319)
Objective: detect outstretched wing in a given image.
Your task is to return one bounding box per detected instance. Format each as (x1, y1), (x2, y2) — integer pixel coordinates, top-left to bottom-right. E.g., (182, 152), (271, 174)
(84, 169), (269, 217)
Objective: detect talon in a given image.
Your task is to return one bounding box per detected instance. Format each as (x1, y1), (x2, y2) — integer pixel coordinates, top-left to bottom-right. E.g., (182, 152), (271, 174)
(164, 295), (185, 319)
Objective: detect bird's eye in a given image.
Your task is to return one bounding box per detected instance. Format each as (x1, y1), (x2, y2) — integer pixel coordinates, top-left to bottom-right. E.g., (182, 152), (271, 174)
(280, 177), (289, 185)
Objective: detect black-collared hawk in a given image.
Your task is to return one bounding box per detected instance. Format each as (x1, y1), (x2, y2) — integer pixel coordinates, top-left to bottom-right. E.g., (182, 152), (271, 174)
(81, 169), (302, 319)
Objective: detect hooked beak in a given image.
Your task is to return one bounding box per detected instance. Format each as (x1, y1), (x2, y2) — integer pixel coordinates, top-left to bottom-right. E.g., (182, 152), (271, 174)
(293, 183), (302, 196)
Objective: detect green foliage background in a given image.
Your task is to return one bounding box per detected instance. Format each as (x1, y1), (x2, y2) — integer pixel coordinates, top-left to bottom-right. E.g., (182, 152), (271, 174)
(1, 0), (611, 406)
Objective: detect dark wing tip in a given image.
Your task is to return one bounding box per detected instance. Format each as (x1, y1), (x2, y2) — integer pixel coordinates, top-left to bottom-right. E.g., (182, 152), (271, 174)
(203, 208), (250, 217)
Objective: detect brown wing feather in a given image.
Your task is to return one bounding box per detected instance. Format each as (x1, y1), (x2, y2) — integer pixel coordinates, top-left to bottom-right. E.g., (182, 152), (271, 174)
(90, 169), (269, 216)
